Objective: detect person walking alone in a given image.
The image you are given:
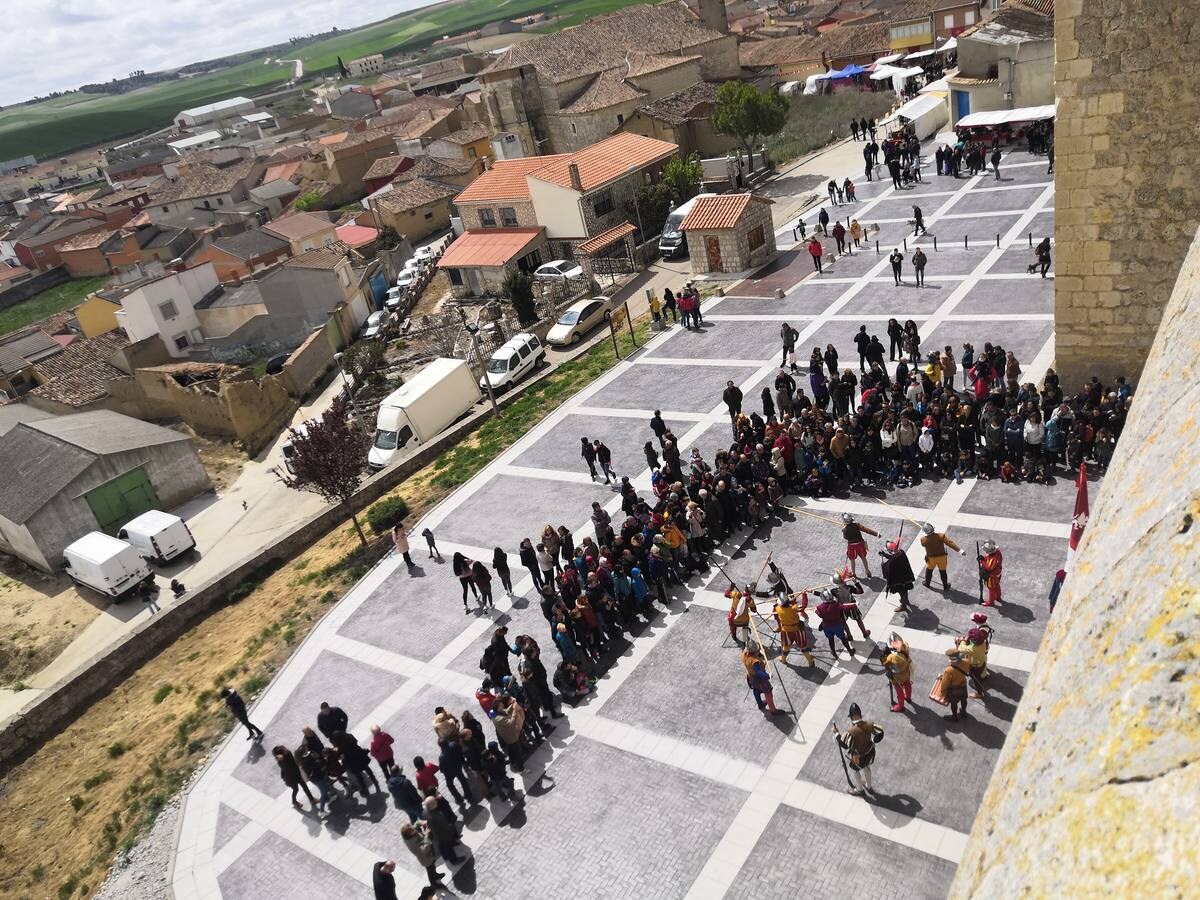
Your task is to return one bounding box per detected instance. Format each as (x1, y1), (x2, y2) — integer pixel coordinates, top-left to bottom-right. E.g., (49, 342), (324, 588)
(889, 248), (904, 286)
(912, 247), (927, 287)
(912, 205), (926, 236)
(833, 703), (883, 797)
(808, 236), (824, 272)
(990, 146), (1002, 179)
(392, 522), (414, 569)
(221, 687), (263, 741)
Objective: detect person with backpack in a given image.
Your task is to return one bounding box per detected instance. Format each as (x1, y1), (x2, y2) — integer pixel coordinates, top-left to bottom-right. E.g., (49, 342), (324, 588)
(833, 703), (884, 796)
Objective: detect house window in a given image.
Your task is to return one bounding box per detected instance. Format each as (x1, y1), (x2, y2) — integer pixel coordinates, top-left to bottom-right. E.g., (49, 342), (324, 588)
(479, 209), (496, 227)
(467, 147), (477, 159)
(748, 224), (765, 251)
(162, 206), (169, 213)
(217, 197), (224, 206)
(570, 122), (577, 135)
(159, 300), (179, 320)
(990, 0), (1001, 9)
(964, 9), (976, 23)
(173, 333), (190, 351)
(448, 269), (464, 285)
(944, 13), (954, 28)
(616, 113), (624, 125)
(424, 211), (434, 220)
(500, 207), (518, 227)
(592, 190), (614, 217)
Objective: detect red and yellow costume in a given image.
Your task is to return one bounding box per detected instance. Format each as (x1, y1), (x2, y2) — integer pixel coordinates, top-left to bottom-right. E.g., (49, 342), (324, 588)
(979, 547), (1003, 606)
(773, 597), (814, 666)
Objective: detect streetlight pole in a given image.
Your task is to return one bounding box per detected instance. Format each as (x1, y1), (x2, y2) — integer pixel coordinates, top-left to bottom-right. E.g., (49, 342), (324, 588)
(332, 352), (365, 427)
(458, 306), (498, 416)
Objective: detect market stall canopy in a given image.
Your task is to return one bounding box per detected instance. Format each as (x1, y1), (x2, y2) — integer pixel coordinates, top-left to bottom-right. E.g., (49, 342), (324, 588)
(821, 67), (844, 79)
(890, 66), (927, 79)
(831, 64), (866, 78)
(955, 104), (1057, 128)
(920, 78), (949, 94)
(870, 64), (902, 80)
(904, 48), (938, 61)
(874, 52), (904, 65)
(802, 73), (824, 94)
(882, 93), (947, 125)
(938, 37), (957, 52)
(879, 93), (949, 139)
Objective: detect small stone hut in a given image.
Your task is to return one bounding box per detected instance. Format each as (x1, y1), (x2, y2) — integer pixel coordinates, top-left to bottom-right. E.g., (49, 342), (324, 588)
(680, 193), (776, 274)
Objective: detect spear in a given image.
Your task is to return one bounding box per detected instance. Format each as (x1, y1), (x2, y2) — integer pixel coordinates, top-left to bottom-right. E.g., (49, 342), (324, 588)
(782, 505), (843, 525)
(874, 495), (926, 530)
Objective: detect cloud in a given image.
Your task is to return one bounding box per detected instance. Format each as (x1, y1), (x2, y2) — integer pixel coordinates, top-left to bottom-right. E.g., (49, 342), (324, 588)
(0, 0), (429, 106)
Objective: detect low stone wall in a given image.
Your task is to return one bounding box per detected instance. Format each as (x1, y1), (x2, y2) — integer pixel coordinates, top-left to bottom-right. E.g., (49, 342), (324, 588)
(0, 266), (71, 311)
(953, 229), (1200, 896)
(0, 349), (572, 775)
(280, 323), (336, 398)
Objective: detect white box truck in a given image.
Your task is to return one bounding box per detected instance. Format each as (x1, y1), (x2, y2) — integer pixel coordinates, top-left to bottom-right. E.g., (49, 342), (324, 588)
(62, 532), (153, 599)
(118, 510), (197, 564)
(368, 358), (481, 471)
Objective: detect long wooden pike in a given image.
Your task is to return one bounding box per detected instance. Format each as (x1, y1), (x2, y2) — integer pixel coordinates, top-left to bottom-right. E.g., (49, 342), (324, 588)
(874, 496), (926, 530)
(783, 505), (843, 525)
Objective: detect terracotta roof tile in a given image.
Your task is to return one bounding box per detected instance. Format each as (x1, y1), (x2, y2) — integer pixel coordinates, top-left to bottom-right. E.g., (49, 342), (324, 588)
(527, 133), (678, 192)
(283, 242), (351, 269)
(454, 155), (572, 203)
(437, 122), (491, 144)
(153, 157), (257, 204)
(438, 228), (544, 268)
(29, 330), (130, 408)
(561, 69), (647, 114)
(375, 177), (459, 213)
(395, 155), (478, 181)
(681, 193), (773, 230)
(577, 221), (637, 254)
(262, 211), (336, 242)
(364, 154), (411, 180)
(635, 81), (721, 126)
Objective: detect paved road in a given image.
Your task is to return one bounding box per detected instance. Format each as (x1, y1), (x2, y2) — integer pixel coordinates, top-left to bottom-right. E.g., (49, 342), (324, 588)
(174, 145), (1071, 900)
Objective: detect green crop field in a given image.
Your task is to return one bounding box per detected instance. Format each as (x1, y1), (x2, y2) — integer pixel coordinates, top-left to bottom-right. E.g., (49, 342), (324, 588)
(0, 0), (647, 161)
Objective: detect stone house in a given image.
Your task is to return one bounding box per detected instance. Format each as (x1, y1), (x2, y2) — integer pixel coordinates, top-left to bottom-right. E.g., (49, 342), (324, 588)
(193, 229), (292, 282)
(617, 81), (735, 158)
(101, 224), (193, 272)
(437, 228), (549, 297)
(681, 192), (776, 274)
(371, 178), (459, 243)
(425, 123), (494, 164)
(739, 21), (890, 83)
(262, 211), (338, 255)
(947, 0), (1054, 123)
(0, 410), (211, 572)
(57, 228), (119, 277)
(479, 0), (740, 156)
(146, 155), (264, 227)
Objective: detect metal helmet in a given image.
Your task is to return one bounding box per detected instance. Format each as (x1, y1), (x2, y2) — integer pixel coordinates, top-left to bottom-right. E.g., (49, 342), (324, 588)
(848, 702), (863, 720)
(841, 513), (853, 523)
(982, 539), (997, 552)
(886, 540), (899, 552)
(922, 522), (934, 534)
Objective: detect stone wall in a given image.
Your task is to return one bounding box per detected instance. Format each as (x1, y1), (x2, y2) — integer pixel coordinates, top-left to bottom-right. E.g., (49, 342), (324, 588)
(1053, 0), (1200, 385)
(280, 321), (336, 398)
(0, 266), (70, 311)
(954, 229), (1200, 896)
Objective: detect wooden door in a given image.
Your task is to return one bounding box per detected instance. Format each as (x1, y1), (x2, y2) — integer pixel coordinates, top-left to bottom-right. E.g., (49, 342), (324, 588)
(705, 236), (722, 272)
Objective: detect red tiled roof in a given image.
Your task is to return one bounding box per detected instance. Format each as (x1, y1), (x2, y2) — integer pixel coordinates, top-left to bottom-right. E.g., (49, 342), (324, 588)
(262, 211), (335, 242)
(454, 156), (572, 203)
(263, 160), (302, 183)
(335, 224), (379, 248)
(438, 228), (544, 268)
(527, 133), (678, 192)
(681, 193), (773, 230)
(577, 221), (637, 254)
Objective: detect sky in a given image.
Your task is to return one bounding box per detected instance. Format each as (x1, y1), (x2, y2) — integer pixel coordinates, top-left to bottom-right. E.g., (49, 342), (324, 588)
(0, 0), (437, 106)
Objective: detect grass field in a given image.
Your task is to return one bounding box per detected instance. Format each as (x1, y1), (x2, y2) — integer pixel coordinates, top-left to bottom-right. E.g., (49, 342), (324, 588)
(0, 0), (645, 161)
(0, 275), (107, 336)
(767, 91), (897, 164)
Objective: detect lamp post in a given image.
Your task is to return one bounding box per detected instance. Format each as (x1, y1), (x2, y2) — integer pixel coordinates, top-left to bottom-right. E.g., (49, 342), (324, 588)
(459, 307), (498, 416)
(332, 352), (365, 428)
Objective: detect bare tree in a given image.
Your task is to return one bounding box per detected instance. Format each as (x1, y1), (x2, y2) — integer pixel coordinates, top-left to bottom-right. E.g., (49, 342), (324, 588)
(273, 398), (370, 545)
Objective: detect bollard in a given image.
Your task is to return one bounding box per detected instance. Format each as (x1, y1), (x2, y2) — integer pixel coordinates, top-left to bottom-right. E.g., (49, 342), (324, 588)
(903, 237), (908, 251)
(964, 234), (969, 250)
(793, 227), (798, 241)
(875, 240), (880, 254)
(775, 287), (784, 300)
(996, 233), (1001, 249)
(1029, 232), (1033, 247)
(933, 235), (938, 251)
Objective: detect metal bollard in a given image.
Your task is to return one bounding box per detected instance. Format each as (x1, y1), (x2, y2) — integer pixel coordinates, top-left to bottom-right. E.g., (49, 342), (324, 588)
(933, 235), (938, 251)
(793, 227), (798, 241)
(996, 233), (1001, 248)
(903, 237), (908, 251)
(875, 240), (880, 254)
(964, 235), (969, 250)
(1028, 232), (1033, 247)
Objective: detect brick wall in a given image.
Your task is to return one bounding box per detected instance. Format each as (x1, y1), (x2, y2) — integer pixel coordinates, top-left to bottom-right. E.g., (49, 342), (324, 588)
(1053, 0), (1200, 384)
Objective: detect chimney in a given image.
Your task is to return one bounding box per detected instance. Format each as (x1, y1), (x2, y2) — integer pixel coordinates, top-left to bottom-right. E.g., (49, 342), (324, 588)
(568, 162), (583, 191)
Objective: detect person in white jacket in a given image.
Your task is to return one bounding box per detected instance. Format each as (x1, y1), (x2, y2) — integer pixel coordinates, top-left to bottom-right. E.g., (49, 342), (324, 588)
(1023, 411), (1046, 456)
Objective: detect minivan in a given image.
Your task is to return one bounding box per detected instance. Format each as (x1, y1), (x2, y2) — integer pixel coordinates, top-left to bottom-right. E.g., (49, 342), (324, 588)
(118, 510), (197, 564)
(62, 532), (153, 599)
(480, 333), (545, 392)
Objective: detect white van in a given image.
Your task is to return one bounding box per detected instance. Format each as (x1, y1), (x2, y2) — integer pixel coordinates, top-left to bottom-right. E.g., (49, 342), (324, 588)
(368, 359), (481, 471)
(62, 532), (153, 599)
(480, 333), (545, 393)
(659, 193), (717, 258)
(118, 510), (197, 564)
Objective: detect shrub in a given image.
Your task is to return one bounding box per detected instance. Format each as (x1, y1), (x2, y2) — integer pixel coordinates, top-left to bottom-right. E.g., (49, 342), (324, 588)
(106, 742), (129, 759)
(366, 495), (410, 534)
(503, 270), (536, 324)
(152, 684), (174, 704)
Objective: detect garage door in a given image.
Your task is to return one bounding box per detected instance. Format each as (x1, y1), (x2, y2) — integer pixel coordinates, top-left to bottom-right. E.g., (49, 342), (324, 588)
(85, 468), (161, 534)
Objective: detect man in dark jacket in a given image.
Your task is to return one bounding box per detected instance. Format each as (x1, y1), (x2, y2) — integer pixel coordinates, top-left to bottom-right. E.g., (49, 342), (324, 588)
(880, 539), (916, 612)
(580, 436), (598, 480)
(650, 410), (668, 447)
(221, 687), (263, 740)
(373, 859), (399, 900)
(316, 701), (348, 741)
(853, 325), (871, 372)
(722, 381), (743, 426)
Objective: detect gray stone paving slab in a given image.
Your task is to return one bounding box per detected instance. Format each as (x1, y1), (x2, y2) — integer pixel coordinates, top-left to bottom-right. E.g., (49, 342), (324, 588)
(731, 248), (814, 296)
(798, 647), (1027, 834)
(922, 318), (1053, 368)
(468, 737), (748, 900)
(954, 185), (1048, 215)
(987, 246), (1053, 275)
(510, 412), (691, 472)
(215, 803), (251, 854)
(601, 604), (823, 765)
(837, 279), (960, 316)
(1032, 209), (1054, 232)
(906, 245), (993, 276)
(993, 162), (1054, 184)
(337, 557), (472, 661)
(445, 590), (559, 679)
(727, 803), (956, 900)
(217, 829), (366, 900)
(958, 468), (1104, 524)
(866, 194), (951, 221)
(893, 523), (1063, 652)
(587, 361), (761, 413)
(931, 213), (1022, 245)
(954, 276), (1053, 316)
(232, 651), (406, 795)
(702, 510), (900, 624)
(645, 320), (777, 361)
(689, 421), (742, 463)
(435, 473), (620, 555)
(854, 470), (954, 511)
(721, 280), (847, 312)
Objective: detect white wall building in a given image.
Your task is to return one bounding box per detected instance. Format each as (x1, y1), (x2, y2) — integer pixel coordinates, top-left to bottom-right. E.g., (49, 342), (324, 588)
(167, 130), (226, 154)
(175, 96), (256, 129)
(109, 264), (219, 356)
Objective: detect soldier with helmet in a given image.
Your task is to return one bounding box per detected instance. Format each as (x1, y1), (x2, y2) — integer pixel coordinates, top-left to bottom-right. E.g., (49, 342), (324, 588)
(919, 522), (965, 590)
(879, 539), (916, 612)
(830, 570), (871, 639)
(978, 538), (1003, 606)
(841, 513), (881, 579)
(772, 593), (814, 667)
(832, 702), (885, 797)
(814, 588), (856, 658)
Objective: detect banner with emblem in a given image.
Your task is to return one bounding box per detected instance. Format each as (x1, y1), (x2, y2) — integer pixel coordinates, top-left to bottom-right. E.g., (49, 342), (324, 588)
(1066, 461), (1088, 570)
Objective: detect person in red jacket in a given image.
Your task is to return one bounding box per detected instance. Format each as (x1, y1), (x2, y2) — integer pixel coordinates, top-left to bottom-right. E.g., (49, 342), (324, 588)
(831, 221), (847, 255)
(368, 724), (395, 781)
(807, 236), (825, 272)
(978, 539), (1003, 606)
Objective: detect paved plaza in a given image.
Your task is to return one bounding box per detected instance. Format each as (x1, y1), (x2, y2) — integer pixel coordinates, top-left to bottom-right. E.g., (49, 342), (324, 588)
(173, 148), (1085, 900)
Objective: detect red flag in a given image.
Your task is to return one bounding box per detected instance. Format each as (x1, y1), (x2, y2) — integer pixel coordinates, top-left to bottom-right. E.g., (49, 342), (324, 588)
(1066, 462), (1088, 569)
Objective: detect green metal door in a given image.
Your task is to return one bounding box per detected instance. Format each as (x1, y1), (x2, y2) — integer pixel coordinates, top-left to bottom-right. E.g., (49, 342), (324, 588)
(85, 468), (160, 534)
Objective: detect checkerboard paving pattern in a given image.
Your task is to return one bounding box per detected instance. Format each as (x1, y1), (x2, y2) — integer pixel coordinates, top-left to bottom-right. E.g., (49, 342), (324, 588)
(174, 151), (1084, 900)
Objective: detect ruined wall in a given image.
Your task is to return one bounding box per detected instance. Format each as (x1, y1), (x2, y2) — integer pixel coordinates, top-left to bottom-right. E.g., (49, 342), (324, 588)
(1053, 0), (1200, 384)
(954, 230), (1200, 896)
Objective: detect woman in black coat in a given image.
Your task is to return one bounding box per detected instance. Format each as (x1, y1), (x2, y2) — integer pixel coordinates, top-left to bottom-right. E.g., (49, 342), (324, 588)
(274, 746), (317, 809)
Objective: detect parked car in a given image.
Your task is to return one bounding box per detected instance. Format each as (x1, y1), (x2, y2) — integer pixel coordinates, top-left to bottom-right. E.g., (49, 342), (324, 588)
(413, 245), (437, 263)
(480, 332), (545, 392)
(384, 286), (404, 310)
(545, 296), (613, 346)
(534, 259), (584, 281)
(395, 270), (417, 292)
(360, 310), (390, 340)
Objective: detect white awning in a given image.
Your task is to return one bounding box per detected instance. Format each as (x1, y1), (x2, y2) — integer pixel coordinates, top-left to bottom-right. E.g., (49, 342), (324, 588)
(904, 48), (938, 61)
(938, 37), (957, 52)
(955, 104), (1057, 128)
(870, 64), (901, 81)
(920, 78), (949, 94)
(890, 66), (927, 79)
(892, 93), (947, 122)
(874, 52), (904, 65)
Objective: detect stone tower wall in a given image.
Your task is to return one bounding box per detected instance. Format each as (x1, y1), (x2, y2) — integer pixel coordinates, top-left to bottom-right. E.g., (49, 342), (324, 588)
(1052, 0), (1200, 385)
